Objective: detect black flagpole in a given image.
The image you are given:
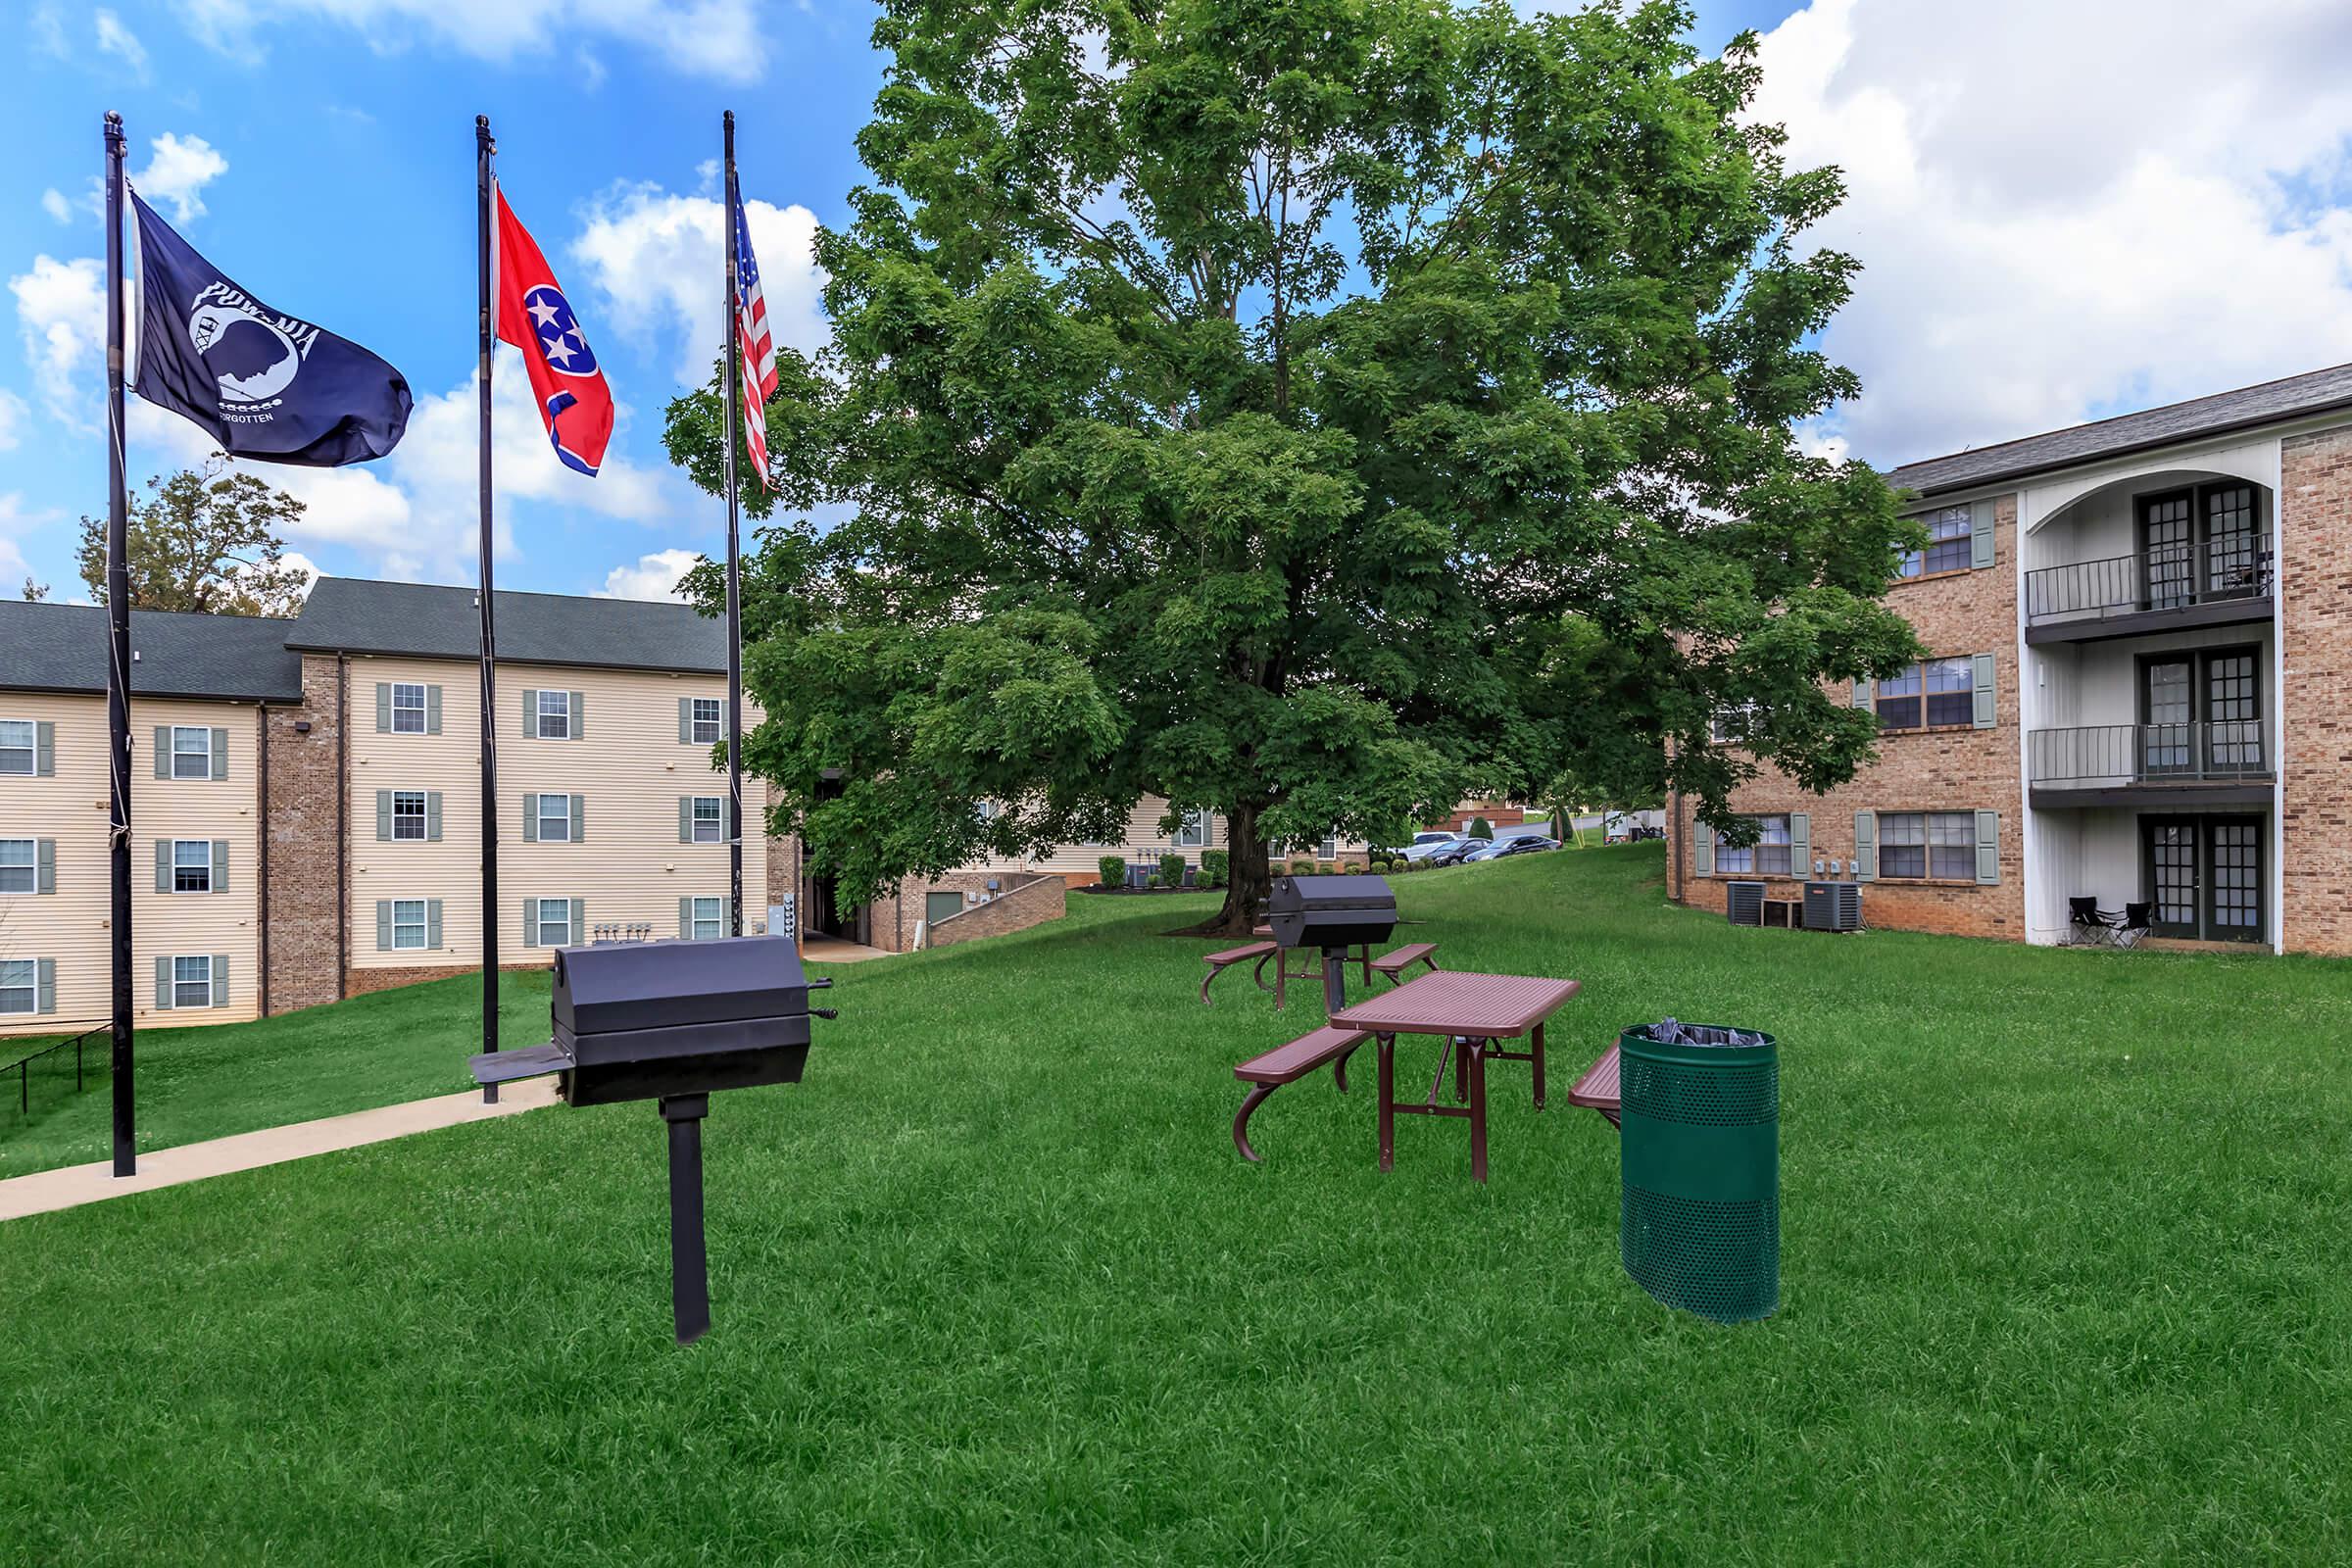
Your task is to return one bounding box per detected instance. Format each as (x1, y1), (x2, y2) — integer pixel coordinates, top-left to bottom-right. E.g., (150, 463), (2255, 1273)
(104, 112), (135, 1177)
(476, 115), (502, 1098)
(722, 110), (744, 938)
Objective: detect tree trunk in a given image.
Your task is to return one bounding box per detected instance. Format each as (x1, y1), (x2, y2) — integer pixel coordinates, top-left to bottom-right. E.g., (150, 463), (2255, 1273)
(1182, 801), (1272, 938)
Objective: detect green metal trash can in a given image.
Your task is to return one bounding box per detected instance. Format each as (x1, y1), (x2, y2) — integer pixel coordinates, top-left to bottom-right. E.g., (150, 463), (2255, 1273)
(1618, 1023), (1779, 1323)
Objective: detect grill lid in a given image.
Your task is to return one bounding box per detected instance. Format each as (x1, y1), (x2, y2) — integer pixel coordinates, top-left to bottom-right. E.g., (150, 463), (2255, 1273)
(1268, 873), (1396, 913)
(553, 935), (809, 1037)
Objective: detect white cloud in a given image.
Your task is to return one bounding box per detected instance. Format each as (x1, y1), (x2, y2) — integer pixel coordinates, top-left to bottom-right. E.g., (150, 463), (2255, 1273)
(40, 189), (73, 224)
(0, 493), (63, 592)
(94, 8), (150, 79)
(30, 4), (68, 57)
(595, 547), (703, 602)
(132, 133), (229, 222)
(9, 255), (110, 431)
(1748, 0), (2352, 466)
(0, 391), (25, 451)
(170, 0), (769, 83)
(571, 182), (828, 387)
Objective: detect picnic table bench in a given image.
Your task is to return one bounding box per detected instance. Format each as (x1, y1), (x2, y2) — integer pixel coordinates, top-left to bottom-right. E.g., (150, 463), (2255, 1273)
(1370, 942), (1439, 985)
(1231, 1026), (1369, 1161)
(1199, 941), (1278, 1005)
(1566, 1041), (1622, 1127)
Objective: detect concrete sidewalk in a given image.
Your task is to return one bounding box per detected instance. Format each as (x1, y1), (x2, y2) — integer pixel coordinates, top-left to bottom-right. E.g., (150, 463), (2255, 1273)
(0, 1076), (560, 1223)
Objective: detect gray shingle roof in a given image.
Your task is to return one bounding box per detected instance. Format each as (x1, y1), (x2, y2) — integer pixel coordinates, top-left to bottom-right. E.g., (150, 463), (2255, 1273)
(289, 577), (725, 672)
(1886, 362), (2352, 497)
(0, 601), (303, 702)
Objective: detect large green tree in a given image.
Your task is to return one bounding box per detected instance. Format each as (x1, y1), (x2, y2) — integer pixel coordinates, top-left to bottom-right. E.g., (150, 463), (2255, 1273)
(668, 0), (1920, 934)
(77, 454), (313, 616)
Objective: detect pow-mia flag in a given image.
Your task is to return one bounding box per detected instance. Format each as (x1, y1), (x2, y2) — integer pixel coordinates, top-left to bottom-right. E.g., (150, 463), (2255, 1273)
(130, 188), (412, 466)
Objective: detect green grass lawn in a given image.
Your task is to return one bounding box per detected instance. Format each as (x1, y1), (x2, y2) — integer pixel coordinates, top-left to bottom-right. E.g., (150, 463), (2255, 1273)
(4, 846), (2349, 1565)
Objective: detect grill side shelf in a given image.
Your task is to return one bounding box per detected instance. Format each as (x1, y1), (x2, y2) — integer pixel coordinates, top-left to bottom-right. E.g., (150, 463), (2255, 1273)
(470, 1041), (572, 1085)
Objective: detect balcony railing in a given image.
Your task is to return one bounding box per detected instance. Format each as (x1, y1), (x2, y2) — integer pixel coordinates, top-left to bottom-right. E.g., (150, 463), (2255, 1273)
(2024, 546), (2272, 625)
(2029, 721), (2273, 790)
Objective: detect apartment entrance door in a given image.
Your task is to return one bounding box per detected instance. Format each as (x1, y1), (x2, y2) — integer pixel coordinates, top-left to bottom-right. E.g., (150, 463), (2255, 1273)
(2139, 814), (2263, 943)
(2138, 646), (2261, 779)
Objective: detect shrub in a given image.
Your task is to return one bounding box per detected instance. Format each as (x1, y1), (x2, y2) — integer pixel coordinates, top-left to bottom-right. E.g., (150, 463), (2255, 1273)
(1200, 849), (1229, 887)
(1099, 856), (1126, 888)
(1150, 873), (1167, 888)
(1289, 858), (1316, 875)
(1159, 852), (1187, 886)
(1468, 815), (1494, 840)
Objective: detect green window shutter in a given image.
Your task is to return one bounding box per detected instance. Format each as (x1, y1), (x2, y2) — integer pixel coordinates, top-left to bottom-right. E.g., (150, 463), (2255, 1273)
(425, 685), (442, 735)
(155, 839), (171, 893)
(680, 897), (694, 938)
(35, 838), (54, 894)
(521, 794), (538, 844)
(426, 792), (442, 842)
(155, 955), (172, 1010)
(570, 899), (585, 945)
(679, 797), (692, 844)
(521, 689), (538, 737)
(154, 726), (170, 779)
(1976, 810), (2000, 885)
(375, 683), (391, 732)
(1788, 812), (1811, 876)
(211, 727), (228, 780)
(568, 692), (585, 740)
(679, 699), (694, 744)
(570, 795), (585, 842)
(212, 840), (229, 893)
(376, 789), (392, 842)
(1853, 810), (1877, 882)
(211, 954), (229, 1007)
(376, 900), (392, 951)
(522, 899), (535, 949)
(35, 958), (55, 1014)
(34, 721), (53, 775)
(1692, 819), (1713, 877)
(426, 899), (443, 949)
(1973, 655), (1997, 729)
(1970, 500), (1996, 568)
(1852, 679), (1872, 709)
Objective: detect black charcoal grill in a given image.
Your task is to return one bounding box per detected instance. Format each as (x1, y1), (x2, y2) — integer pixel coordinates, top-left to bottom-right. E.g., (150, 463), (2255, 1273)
(472, 934), (835, 1344)
(1266, 873), (1398, 1011)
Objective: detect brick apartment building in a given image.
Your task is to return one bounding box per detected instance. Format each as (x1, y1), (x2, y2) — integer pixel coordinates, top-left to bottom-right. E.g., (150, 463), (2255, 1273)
(0, 578), (1063, 1039)
(1668, 364), (2352, 956)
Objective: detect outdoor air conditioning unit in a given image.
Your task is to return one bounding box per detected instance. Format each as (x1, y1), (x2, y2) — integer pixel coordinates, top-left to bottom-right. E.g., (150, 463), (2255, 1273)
(1725, 880), (1766, 927)
(1803, 881), (1863, 932)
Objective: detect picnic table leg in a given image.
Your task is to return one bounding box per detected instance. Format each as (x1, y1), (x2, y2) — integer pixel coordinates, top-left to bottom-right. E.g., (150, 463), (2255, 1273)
(1358, 944), (1371, 988)
(1274, 954), (1287, 1012)
(1251, 952), (1276, 995)
(1233, 1084), (1276, 1162)
(1467, 1039), (1489, 1184)
(1377, 1034), (1396, 1173)
(1531, 1021), (1546, 1109)
(1333, 1039), (1360, 1094)
(1453, 1034), (1468, 1103)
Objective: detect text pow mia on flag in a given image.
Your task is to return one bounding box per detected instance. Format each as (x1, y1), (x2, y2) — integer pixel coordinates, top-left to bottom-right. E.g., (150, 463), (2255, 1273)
(130, 188), (413, 466)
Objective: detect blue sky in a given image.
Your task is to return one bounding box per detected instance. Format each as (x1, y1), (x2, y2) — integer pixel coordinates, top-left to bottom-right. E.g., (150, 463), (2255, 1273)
(9, 0), (2352, 604)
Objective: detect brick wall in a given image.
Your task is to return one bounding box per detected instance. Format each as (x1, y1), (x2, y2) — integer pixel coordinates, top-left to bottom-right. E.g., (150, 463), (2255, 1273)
(2279, 429), (2352, 956)
(925, 872), (1066, 949)
(1667, 495), (2026, 942)
(263, 653), (343, 1013)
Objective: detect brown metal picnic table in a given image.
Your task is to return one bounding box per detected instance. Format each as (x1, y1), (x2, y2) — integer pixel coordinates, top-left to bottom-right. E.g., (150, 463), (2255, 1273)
(1328, 970), (1580, 1183)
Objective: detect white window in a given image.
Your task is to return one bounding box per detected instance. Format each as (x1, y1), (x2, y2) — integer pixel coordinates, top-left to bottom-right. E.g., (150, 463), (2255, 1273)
(0, 958), (33, 1013)
(537, 794), (571, 844)
(392, 791), (427, 841)
(536, 690), (570, 740)
(0, 720), (32, 776)
(0, 839), (32, 894)
(390, 898), (427, 951)
(1317, 833), (1338, 860)
(691, 698), (721, 745)
(172, 955), (213, 1009)
(171, 725), (212, 779)
(172, 839), (214, 893)
(391, 683), (428, 734)
(691, 896), (724, 941)
(1175, 809), (1208, 849)
(535, 897), (573, 947)
(692, 797), (724, 844)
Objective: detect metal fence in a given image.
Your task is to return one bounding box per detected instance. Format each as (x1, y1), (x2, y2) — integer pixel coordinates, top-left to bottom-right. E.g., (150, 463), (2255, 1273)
(2025, 547), (2271, 625)
(3, 1023), (106, 1121)
(2029, 721), (2272, 789)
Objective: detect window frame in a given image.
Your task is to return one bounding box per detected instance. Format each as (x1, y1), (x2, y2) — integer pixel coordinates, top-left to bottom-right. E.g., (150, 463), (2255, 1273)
(1876, 657), (1977, 732)
(172, 954), (213, 1010)
(172, 838), (215, 894)
(691, 796), (724, 845)
(170, 725), (213, 780)
(390, 682), (428, 735)
(0, 957), (33, 1014)
(1174, 808), (1209, 849)
(390, 897), (428, 951)
(1876, 810), (1978, 882)
(1711, 814), (1792, 878)
(1897, 505), (1975, 581)
(536, 690), (571, 740)
(391, 790), (427, 842)
(691, 895), (724, 941)
(690, 697), (722, 745)
(0, 719), (33, 776)
(536, 793), (572, 844)
(535, 897), (573, 948)
(0, 838), (33, 895)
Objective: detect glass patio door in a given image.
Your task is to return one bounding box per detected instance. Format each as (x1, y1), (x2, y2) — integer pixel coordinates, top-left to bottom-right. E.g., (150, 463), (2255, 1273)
(2137, 491), (2195, 609)
(2204, 650), (2262, 774)
(2203, 484), (2260, 597)
(2143, 818), (2199, 938)
(2140, 815), (2264, 942)
(2141, 658), (2193, 776)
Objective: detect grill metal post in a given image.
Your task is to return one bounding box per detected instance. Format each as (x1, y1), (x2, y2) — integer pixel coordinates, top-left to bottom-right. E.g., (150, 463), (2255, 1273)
(661, 1093), (712, 1345)
(1322, 949), (1347, 1015)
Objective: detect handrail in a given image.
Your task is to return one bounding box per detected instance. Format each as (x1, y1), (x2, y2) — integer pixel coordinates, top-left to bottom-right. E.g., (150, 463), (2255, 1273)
(2029, 721), (2273, 789)
(5, 1022), (107, 1116)
(2025, 546), (2272, 623)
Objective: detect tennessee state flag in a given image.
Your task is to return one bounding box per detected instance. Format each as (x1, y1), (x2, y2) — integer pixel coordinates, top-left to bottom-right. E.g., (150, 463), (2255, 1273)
(493, 185), (613, 476)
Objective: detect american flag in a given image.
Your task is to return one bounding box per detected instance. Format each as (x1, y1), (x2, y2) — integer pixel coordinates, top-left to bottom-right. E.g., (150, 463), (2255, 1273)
(730, 179), (778, 489)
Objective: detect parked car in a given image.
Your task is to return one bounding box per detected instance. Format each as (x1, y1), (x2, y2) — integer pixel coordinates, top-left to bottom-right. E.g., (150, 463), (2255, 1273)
(1464, 835), (1559, 862)
(1400, 832), (1467, 863)
(1425, 838), (1484, 866)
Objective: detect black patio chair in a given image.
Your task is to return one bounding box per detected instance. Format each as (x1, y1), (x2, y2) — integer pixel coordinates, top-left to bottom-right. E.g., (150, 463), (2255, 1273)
(2067, 896), (2122, 947)
(2114, 902), (2153, 950)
